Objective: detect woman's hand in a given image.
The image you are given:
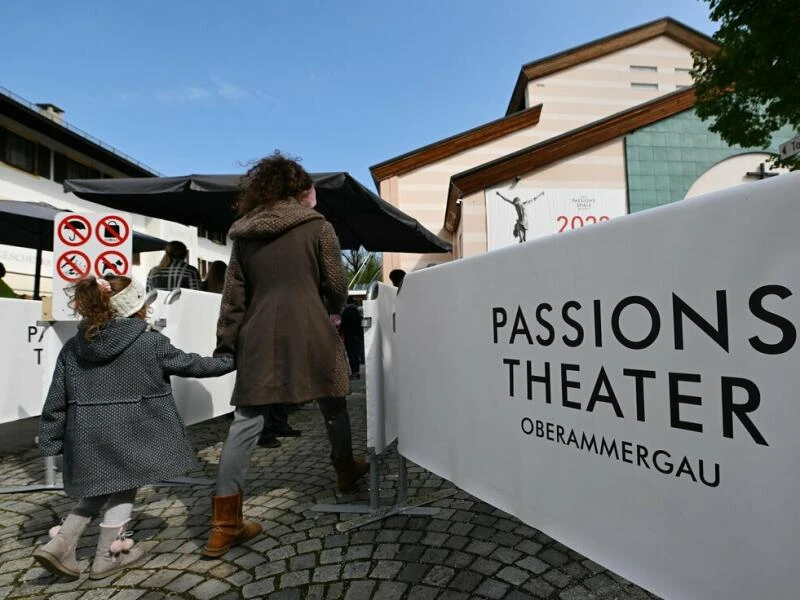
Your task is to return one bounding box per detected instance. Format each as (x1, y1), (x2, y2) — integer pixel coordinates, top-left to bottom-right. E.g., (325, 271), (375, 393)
(329, 313), (341, 328)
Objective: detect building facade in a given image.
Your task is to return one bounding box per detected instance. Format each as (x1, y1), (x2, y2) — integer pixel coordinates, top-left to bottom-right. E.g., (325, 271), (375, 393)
(0, 87), (230, 296)
(371, 18), (791, 274)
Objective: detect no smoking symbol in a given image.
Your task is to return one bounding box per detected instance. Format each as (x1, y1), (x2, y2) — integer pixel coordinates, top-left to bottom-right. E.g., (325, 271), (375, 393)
(95, 251), (129, 276)
(57, 251), (91, 282)
(96, 215), (130, 247)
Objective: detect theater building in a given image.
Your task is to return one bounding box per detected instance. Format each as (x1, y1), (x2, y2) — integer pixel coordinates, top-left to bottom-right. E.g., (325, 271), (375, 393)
(371, 18), (792, 275)
(0, 87), (229, 296)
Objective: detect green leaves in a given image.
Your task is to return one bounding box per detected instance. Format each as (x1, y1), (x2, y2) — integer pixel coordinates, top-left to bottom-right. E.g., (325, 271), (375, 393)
(693, 0), (800, 168)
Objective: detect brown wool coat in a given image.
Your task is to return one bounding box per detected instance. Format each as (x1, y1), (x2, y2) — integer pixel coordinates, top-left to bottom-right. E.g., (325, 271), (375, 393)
(215, 199), (350, 405)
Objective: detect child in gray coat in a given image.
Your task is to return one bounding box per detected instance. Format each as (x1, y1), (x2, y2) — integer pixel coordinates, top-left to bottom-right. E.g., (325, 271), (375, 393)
(34, 275), (235, 580)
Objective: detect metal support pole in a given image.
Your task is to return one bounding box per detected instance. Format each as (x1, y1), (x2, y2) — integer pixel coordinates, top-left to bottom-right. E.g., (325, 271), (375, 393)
(44, 456), (56, 487)
(398, 454), (408, 505)
(369, 448), (380, 510)
(0, 454), (63, 494)
(33, 242), (43, 301)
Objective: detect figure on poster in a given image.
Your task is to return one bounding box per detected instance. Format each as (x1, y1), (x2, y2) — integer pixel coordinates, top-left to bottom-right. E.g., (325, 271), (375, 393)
(495, 190), (544, 243)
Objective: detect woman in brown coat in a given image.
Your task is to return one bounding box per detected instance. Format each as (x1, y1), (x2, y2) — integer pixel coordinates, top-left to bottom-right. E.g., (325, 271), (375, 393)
(204, 152), (368, 558)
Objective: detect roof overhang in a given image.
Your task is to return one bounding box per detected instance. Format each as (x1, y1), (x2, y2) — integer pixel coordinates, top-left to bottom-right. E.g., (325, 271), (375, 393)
(0, 92), (155, 177)
(370, 104), (542, 189)
(446, 87), (697, 232)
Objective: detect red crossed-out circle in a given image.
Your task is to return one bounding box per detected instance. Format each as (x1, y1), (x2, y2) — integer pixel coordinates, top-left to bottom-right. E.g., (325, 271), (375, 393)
(57, 214), (92, 247)
(95, 250), (130, 276)
(56, 250), (91, 282)
(96, 215), (130, 247)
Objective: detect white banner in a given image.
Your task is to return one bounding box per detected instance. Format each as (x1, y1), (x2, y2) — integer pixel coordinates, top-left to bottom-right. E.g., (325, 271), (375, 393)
(0, 299), (76, 424)
(0, 290), (233, 428)
(364, 284), (399, 452)
(486, 185), (626, 250)
(52, 211), (133, 320)
(398, 174), (800, 600)
(156, 288), (235, 426)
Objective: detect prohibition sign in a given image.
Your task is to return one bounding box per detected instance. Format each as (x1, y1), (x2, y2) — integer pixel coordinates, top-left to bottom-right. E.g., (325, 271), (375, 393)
(96, 215), (130, 247)
(95, 250), (130, 276)
(57, 214), (92, 247)
(56, 250), (91, 282)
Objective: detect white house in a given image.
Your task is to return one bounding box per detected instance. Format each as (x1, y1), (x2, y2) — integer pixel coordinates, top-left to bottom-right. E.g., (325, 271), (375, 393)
(0, 86), (230, 296)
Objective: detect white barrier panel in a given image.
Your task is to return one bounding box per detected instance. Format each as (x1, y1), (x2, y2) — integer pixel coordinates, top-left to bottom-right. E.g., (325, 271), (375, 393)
(364, 284), (399, 453)
(158, 289), (235, 426)
(0, 299), (76, 424)
(0, 290), (232, 429)
(396, 173), (800, 600)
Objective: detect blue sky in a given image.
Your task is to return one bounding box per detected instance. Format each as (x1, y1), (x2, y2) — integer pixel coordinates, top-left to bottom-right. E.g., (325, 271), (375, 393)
(3, 0), (715, 189)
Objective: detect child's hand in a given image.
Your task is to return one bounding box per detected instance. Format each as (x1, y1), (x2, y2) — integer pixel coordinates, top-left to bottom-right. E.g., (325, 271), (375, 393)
(329, 314), (341, 328)
(218, 355), (236, 373)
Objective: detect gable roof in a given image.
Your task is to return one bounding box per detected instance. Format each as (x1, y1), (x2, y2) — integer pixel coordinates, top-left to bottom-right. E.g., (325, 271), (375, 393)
(369, 104), (542, 188)
(505, 17), (717, 115)
(445, 86), (697, 232)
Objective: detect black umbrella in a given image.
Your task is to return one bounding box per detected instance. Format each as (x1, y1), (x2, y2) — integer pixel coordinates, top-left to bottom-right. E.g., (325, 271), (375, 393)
(64, 172), (452, 253)
(0, 199), (168, 299)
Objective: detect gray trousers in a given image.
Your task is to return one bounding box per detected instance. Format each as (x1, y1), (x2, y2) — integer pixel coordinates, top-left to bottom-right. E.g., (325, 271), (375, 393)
(72, 488), (137, 526)
(215, 398), (350, 496)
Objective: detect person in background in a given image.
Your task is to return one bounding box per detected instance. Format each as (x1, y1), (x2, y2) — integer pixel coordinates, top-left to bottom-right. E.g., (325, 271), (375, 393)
(146, 241), (201, 292)
(34, 275), (233, 580)
(340, 297), (363, 379)
(203, 261), (228, 294)
(0, 263), (18, 298)
(207, 151), (368, 558)
(388, 268), (406, 291)
(257, 404), (302, 448)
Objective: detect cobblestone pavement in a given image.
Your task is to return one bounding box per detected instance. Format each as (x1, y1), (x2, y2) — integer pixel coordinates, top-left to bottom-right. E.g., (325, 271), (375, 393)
(0, 378), (659, 600)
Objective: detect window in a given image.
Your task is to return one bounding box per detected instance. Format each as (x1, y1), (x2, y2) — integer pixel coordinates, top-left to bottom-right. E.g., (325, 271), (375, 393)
(675, 67), (692, 74)
(6, 131), (35, 172)
(66, 159), (90, 180)
(631, 82), (659, 90)
(37, 145), (51, 178)
(0, 127), (52, 177)
(54, 152), (101, 183)
(630, 65), (657, 72)
(197, 224), (227, 245)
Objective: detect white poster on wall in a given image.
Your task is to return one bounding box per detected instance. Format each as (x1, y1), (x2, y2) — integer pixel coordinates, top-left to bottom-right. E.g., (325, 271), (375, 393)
(398, 174), (800, 600)
(486, 185), (627, 250)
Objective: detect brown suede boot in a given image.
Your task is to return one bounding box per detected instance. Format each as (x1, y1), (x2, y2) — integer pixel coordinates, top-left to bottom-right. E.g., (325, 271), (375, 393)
(333, 456), (370, 493)
(203, 493), (262, 558)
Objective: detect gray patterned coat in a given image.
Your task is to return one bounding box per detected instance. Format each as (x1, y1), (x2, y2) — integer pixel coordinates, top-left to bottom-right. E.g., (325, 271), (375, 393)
(39, 318), (233, 498)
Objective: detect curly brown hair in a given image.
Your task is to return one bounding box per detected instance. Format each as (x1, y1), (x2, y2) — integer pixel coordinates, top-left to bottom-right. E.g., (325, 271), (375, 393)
(69, 275), (132, 341)
(236, 151), (313, 216)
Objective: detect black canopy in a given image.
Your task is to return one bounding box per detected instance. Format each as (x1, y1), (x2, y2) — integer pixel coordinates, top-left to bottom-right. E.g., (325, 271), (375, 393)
(0, 199), (167, 253)
(64, 172), (451, 253)
(0, 199), (168, 298)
